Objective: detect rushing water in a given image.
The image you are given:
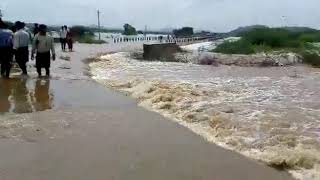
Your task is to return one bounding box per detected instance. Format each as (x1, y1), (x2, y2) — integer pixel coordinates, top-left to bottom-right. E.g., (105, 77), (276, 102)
(89, 52), (320, 180)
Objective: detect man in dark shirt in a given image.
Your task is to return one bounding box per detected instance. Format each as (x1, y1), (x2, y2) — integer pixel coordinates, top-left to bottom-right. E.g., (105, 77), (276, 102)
(33, 23), (39, 36)
(0, 18), (13, 78)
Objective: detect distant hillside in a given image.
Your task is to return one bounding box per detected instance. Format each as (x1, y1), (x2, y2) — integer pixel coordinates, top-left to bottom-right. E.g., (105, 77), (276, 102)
(282, 26), (318, 33)
(227, 25), (268, 37)
(225, 25), (318, 37)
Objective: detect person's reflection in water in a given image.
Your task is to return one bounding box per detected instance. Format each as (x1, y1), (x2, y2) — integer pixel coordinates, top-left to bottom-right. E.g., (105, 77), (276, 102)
(33, 79), (53, 111)
(11, 78), (33, 113)
(0, 79), (12, 113)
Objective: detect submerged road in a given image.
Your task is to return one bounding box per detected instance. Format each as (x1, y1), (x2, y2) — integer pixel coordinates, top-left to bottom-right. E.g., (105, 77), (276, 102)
(0, 43), (293, 180)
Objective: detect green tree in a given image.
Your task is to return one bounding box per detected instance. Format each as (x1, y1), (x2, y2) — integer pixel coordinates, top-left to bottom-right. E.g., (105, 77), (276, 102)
(123, 24), (137, 35)
(173, 27), (194, 37)
(70, 26), (94, 37)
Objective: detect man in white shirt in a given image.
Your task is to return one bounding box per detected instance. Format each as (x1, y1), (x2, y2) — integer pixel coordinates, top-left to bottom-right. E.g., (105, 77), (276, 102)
(59, 26), (67, 51)
(13, 21), (30, 75)
(31, 24), (55, 77)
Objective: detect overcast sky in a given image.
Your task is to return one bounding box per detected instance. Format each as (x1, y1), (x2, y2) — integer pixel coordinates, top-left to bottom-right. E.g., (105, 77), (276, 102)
(1, 0), (319, 32)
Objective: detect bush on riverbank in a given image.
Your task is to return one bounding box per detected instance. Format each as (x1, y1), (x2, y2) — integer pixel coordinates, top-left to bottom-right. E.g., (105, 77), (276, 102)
(70, 26), (94, 37)
(214, 39), (254, 54)
(77, 35), (106, 44)
(300, 51), (320, 67)
(69, 26), (106, 44)
(213, 27), (320, 67)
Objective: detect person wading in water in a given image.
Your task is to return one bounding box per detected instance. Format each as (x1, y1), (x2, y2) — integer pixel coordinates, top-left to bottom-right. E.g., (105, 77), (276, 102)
(31, 24), (55, 78)
(65, 26), (73, 52)
(59, 26), (67, 51)
(0, 18), (13, 78)
(33, 23), (39, 37)
(13, 21), (30, 75)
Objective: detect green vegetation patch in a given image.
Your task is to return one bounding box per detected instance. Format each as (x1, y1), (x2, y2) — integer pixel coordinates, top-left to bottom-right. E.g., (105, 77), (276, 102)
(214, 39), (254, 54)
(69, 26), (106, 44)
(213, 27), (320, 67)
(300, 51), (320, 67)
(77, 34), (106, 44)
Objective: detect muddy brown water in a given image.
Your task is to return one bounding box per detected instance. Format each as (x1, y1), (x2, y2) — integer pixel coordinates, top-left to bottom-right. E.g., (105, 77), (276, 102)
(0, 43), (293, 180)
(0, 78), (52, 113)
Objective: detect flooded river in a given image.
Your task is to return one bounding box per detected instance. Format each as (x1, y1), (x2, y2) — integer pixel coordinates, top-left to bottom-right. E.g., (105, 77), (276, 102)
(0, 43), (295, 180)
(90, 52), (320, 179)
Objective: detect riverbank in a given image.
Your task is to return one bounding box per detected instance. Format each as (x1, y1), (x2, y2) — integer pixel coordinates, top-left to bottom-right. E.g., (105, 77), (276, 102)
(89, 51), (320, 179)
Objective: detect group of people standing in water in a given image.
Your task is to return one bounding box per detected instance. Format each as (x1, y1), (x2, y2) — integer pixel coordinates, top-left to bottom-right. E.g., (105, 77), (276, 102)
(59, 25), (73, 52)
(0, 18), (59, 78)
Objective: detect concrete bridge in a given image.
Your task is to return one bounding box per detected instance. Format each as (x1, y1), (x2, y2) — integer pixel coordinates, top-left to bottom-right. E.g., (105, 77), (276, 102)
(111, 36), (219, 45)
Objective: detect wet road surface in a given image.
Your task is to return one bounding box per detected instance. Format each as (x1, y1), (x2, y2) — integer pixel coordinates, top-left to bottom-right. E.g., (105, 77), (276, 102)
(0, 43), (293, 180)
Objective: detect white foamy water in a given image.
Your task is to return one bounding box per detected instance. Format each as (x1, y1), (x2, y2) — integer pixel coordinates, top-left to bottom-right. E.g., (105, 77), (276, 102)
(180, 37), (241, 52)
(89, 52), (320, 180)
(181, 42), (216, 51)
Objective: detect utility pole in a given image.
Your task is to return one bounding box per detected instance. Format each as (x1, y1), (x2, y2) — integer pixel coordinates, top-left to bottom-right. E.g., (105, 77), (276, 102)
(144, 25), (147, 37)
(97, 10), (101, 40)
(281, 16), (288, 27)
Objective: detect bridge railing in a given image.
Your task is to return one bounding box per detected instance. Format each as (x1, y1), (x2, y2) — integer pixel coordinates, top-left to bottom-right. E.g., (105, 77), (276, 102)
(112, 36), (160, 43)
(111, 36), (213, 44)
